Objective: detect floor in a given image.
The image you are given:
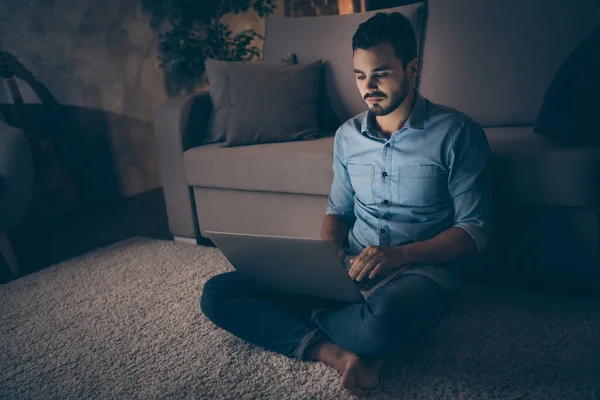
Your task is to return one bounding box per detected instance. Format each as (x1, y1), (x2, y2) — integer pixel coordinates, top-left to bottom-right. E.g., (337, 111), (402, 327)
(4, 188), (215, 282)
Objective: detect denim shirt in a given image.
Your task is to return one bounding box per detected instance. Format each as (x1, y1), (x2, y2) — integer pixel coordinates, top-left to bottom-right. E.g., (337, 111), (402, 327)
(326, 92), (494, 291)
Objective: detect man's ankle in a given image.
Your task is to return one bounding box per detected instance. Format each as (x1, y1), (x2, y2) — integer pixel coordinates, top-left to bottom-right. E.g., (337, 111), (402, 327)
(306, 339), (326, 361)
(306, 339), (344, 362)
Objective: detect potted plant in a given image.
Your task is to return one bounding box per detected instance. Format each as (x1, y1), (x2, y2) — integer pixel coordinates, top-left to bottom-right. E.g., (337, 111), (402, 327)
(143, 0), (276, 92)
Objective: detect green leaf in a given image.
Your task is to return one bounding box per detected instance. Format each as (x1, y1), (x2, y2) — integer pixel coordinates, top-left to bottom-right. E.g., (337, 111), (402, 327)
(145, 0), (274, 74)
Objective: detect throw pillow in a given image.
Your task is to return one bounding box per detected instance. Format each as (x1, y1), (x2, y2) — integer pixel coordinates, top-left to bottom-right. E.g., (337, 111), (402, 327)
(534, 24), (600, 146)
(222, 60), (322, 147)
(202, 54), (298, 145)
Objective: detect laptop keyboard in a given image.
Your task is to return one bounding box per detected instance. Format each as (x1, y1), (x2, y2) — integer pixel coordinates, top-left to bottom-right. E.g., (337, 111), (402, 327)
(343, 256), (386, 292)
(355, 274), (386, 292)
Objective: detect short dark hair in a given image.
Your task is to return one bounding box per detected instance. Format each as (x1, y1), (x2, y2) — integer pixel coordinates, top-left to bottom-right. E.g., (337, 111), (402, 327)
(352, 12), (417, 70)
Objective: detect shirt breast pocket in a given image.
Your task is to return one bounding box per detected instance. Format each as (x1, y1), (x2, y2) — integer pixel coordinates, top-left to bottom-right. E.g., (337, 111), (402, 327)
(347, 163), (376, 205)
(397, 165), (449, 207)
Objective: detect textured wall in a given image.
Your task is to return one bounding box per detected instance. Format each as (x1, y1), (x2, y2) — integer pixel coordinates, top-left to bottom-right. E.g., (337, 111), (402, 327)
(0, 0), (283, 197)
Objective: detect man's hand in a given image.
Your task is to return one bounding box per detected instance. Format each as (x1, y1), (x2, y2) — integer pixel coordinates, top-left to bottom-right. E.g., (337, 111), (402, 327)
(348, 245), (411, 281)
(324, 239), (346, 263)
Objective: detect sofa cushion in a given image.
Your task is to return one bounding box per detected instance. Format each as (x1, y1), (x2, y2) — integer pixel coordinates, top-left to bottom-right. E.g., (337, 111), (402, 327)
(222, 60), (322, 147)
(184, 135), (335, 196)
(262, 2), (426, 125)
(202, 56), (297, 145)
(202, 58), (230, 145)
(418, 0), (600, 127)
(486, 127), (600, 208)
(534, 24), (600, 146)
(185, 127), (600, 209)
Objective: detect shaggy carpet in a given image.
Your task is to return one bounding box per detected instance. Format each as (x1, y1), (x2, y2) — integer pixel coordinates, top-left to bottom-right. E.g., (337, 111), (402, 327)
(1, 237), (600, 399)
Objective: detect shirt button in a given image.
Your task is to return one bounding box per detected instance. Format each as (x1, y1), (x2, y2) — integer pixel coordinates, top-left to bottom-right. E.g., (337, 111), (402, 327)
(382, 172), (388, 177)
(385, 143), (390, 148)
(383, 200), (389, 205)
(380, 228), (385, 234)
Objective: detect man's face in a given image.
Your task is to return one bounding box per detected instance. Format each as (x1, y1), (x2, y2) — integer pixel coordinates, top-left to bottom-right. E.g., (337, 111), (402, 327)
(353, 42), (413, 116)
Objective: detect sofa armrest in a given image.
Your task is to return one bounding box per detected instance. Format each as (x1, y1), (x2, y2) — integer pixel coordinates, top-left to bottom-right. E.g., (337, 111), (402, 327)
(154, 90), (212, 239)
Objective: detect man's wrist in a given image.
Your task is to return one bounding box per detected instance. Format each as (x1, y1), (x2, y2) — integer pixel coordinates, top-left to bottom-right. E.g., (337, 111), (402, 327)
(394, 244), (415, 264)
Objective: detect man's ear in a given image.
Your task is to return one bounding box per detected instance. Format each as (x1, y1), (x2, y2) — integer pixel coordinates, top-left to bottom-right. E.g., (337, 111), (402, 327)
(409, 58), (419, 78)
(407, 58), (419, 87)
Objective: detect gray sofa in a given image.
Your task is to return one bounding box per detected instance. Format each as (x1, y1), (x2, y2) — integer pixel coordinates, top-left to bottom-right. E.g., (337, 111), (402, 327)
(155, 0), (600, 287)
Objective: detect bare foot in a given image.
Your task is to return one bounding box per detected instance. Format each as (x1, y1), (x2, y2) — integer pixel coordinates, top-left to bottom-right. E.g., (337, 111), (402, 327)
(341, 354), (385, 397)
(306, 340), (385, 398)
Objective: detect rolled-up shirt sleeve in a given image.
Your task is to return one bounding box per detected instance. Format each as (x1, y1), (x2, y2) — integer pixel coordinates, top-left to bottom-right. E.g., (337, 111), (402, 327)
(446, 120), (494, 252)
(326, 131), (356, 226)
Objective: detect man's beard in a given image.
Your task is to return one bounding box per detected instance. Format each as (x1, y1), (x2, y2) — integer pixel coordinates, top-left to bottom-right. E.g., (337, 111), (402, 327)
(367, 80), (409, 116)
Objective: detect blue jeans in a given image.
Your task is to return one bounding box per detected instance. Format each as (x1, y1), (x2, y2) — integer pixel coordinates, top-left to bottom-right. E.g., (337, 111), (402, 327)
(201, 271), (449, 360)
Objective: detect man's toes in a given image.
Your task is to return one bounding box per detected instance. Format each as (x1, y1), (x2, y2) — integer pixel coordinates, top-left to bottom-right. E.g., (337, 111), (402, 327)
(341, 368), (355, 391)
(361, 369), (380, 389)
(342, 367), (370, 398)
(344, 383), (368, 398)
(359, 359), (384, 389)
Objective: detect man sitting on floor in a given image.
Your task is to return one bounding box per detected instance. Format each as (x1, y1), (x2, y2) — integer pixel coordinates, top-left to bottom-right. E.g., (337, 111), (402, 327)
(201, 11), (493, 398)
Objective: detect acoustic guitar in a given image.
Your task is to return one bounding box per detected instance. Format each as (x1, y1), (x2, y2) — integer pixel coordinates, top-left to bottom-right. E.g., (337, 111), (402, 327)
(0, 50), (79, 225)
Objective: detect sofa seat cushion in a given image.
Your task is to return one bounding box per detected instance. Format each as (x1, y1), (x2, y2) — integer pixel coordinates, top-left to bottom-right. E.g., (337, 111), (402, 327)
(485, 127), (600, 208)
(183, 135), (335, 196)
(184, 127), (600, 209)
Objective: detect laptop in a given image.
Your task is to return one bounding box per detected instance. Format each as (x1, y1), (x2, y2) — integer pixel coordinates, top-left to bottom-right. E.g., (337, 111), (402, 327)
(205, 231), (412, 304)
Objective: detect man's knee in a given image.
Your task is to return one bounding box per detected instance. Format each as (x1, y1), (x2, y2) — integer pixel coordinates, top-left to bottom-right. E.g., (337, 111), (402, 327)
(356, 321), (421, 357)
(200, 272), (236, 319)
(354, 316), (405, 356)
(356, 306), (443, 357)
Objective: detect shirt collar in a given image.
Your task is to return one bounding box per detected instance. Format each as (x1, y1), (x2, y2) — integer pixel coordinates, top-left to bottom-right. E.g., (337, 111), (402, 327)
(361, 90), (426, 137)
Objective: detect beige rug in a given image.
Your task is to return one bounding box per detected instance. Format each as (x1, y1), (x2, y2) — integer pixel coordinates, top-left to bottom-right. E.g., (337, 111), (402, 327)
(1, 237), (600, 399)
